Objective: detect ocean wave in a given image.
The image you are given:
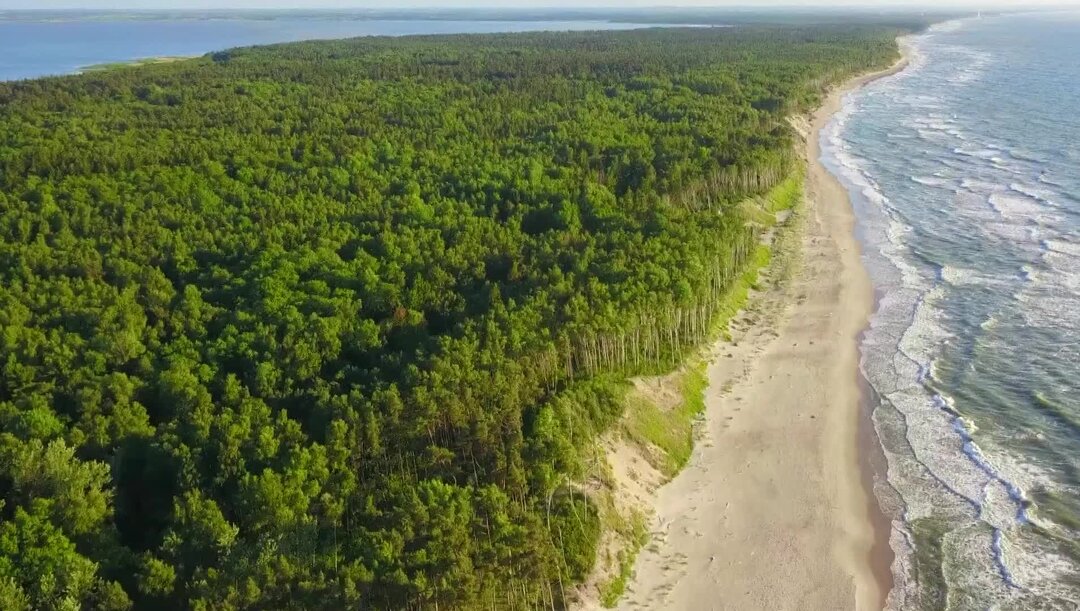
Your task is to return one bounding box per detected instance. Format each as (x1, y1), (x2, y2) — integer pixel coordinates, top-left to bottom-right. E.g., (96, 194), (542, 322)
(939, 264), (1009, 288)
(1007, 148), (1047, 164)
(842, 17), (1080, 606)
(988, 191), (1058, 222)
(1020, 263), (1037, 283)
(946, 128), (968, 141)
(1043, 238), (1080, 258)
(1015, 293), (1080, 329)
(862, 248), (1027, 536)
(1037, 172), (1066, 188)
(910, 175), (950, 188)
(1009, 182), (1060, 207)
(951, 415), (1030, 523)
(1032, 392), (1080, 441)
(824, 27), (1052, 605)
(988, 446), (1064, 501)
(901, 93), (944, 110)
(915, 128), (946, 142)
(999, 534), (1080, 607)
(872, 289), (1031, 586)
(1042, 249), (1080, 293)
(1028, 259), (1080, 297)
(954, 146), (1001, 160)
(959, 177), (1001, 193)
(983, 221), (1040, 244)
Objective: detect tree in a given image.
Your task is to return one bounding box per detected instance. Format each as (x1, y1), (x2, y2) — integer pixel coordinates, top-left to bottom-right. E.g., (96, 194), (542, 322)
(0, 23), (906, 609)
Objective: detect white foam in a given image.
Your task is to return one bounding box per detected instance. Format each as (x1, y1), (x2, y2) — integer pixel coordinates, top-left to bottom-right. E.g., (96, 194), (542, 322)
(989, 194), (1045, 220)
(1038, 172), (1066, 188)
(955, 147), (1000, 160)
(988, 192), (1060, 224)
(916, 128), (946, 142)
(929, 19), (967, 34)
(960, 178), (1002, 193)
(1007, 148), (1047, 164)
(1015, 293), (1080, 329)
(997, 525), (1080, 606)
(940, 264), (1007, 288)
(1042, 251), (1080, 295)
(940, 527), (1014, 604)
(1044, 238), (1080, 258)
(983, 222), (1039, 244)
(911, 175), (950, 188)
(816, 23), (1080, 602)
(821, 25), (1056, 604)
(1009, 182), (1059, 206)
(989, 449), (1063, 508)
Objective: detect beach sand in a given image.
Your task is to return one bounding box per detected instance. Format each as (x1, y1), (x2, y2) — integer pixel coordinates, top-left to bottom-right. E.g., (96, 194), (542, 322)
(614, 50), (910, 611)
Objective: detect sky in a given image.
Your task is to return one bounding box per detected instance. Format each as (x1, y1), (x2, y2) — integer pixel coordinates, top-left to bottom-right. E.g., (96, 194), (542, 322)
(3, 0), (1079, 8)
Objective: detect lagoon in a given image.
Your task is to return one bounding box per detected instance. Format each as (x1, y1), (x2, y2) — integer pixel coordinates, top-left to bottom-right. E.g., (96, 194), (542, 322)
(0, 12), (676, 81)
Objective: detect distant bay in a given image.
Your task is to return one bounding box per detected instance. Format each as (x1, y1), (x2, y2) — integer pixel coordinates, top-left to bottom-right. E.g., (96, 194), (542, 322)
(0, 14), (684, 81)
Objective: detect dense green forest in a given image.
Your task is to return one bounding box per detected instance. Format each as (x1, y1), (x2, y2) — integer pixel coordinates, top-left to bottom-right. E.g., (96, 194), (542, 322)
(0, 25), (904, 609)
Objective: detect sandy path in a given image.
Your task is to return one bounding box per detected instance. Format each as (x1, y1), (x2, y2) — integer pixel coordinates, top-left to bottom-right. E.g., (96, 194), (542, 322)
(615, 53), (909, 611)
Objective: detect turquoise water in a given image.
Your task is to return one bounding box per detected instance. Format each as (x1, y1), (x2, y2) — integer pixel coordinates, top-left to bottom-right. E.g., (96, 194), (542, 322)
(0, 14), (673, 82)
(823, 13), (1080, 609)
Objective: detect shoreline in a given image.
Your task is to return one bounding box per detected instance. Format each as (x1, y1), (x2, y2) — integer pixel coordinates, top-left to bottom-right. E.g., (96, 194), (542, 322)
(813, 47), (911, 610)
(613, 47), (909, 610)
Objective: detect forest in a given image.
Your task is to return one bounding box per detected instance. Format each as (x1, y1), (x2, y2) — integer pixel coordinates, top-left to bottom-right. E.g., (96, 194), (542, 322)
(0, 24), (905, 610)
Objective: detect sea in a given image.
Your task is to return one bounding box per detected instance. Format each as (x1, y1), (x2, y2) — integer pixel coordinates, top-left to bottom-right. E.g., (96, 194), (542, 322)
(0, 12), (675, 82)
(822, 12), (1080, 609)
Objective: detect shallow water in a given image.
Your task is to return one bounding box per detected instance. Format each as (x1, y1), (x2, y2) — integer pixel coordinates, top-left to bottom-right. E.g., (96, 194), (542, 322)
(823, 12), (1080, 609)
(0, 14), (672, 82)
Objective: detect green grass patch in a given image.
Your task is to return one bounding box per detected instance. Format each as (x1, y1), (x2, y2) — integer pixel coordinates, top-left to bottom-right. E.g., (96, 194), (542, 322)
(599, 509), (649, 608)
(622, 362), (708, 478)
(82, 56), (191, 72)
(621, 234), (772, 476)
(714, 169), (803, 337)
(595, 169), (805, 608)
(764, 169), (804, 213)
(737, 168), (804, 224)
(712, 244), (771, 340)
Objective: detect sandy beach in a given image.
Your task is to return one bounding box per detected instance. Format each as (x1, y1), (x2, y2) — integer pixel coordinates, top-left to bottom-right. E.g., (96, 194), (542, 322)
(615, 49), (910, 611)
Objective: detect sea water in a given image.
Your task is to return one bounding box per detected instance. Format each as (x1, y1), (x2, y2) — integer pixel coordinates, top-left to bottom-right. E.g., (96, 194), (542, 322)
(0, 12), (674, 82)
(822, 12), (1080, 609)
